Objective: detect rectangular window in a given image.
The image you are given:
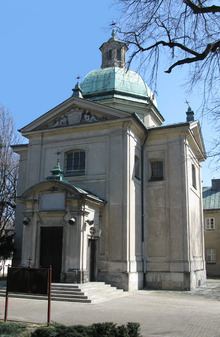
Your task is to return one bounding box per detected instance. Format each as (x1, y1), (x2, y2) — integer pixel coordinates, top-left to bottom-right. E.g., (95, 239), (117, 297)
(150, 161), (163, 181)
(65, 150), (85, 176)
(206, 248), (216, 264)
(205, 217), (215, 230)
(134, 155), (140, 180)
(192, 164), (197, 189)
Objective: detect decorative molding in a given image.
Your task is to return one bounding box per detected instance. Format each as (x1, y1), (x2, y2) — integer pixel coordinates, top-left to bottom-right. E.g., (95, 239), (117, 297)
(44, 109), (111, 130)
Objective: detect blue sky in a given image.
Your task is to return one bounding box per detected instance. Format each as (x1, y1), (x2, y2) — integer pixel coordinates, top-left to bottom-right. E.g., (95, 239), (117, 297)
(0, 0), (217, 185)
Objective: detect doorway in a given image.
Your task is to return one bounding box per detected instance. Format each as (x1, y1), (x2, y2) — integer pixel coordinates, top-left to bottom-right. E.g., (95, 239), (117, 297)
(40, 227), (63, 282)
(87, 239), (96, 281)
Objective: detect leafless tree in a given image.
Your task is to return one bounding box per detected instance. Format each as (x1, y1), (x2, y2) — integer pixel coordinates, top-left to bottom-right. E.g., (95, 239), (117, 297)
(0, 107), (19, 260)
(116, 0), (220, 105)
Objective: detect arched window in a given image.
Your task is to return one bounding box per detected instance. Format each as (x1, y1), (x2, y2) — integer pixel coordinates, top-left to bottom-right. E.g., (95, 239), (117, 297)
(64, 150), (85, 176)
(106, 49), (112, 60)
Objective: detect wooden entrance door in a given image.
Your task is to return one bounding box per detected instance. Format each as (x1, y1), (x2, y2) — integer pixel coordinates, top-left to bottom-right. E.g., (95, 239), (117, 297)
(88, 239), (96, 281)
(40, 227), (63, 282)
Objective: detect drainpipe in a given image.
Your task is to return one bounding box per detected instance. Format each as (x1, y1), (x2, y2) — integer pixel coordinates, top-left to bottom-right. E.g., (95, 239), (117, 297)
(141, 131), (148, 288)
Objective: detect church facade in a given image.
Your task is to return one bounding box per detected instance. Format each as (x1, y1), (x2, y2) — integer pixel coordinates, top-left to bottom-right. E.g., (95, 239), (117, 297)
(13, 33), (206, 291)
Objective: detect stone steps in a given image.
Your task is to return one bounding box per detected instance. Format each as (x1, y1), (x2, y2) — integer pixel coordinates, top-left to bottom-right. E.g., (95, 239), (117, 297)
(0, 282), (127, 303)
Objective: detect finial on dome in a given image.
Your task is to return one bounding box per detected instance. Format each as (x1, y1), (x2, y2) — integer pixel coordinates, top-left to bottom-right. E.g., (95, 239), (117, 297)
(185, 101), (194, 122)
(111, 21), (117, 39)
(112, 29), (116, 39)
(72, 76), (83, 98)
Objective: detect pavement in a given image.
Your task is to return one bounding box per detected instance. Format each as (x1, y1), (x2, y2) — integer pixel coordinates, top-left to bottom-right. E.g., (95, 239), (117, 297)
(0, 279), (220, 337)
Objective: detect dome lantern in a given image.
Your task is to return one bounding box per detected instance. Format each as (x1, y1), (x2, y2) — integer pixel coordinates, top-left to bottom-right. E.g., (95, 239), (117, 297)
(99, 30), (128, 69)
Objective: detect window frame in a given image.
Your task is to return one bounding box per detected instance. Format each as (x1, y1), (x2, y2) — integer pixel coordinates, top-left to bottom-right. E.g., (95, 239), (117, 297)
(206, 248), (216, 264)
(134, 155), (141, 180)
(205, 217), (216, 230)
(149, 160), (164, 181)
(64, 150), (86, 177)
(192, 163), (197, 189)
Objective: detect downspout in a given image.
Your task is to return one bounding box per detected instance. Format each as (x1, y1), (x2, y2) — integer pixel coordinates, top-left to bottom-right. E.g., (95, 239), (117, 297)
(141, 131), (148, 288)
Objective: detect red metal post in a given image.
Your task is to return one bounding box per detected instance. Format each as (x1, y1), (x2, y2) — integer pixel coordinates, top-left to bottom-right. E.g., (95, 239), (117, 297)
(4, 269), (9, 322)
(47, 265), (52, 326)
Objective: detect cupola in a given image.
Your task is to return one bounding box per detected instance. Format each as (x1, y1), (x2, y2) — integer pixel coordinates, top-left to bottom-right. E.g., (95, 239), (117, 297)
(99, 29), (128, 69)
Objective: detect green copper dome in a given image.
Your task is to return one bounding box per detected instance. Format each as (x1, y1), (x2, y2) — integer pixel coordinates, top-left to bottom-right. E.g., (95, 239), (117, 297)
(80, 67), (153, 101)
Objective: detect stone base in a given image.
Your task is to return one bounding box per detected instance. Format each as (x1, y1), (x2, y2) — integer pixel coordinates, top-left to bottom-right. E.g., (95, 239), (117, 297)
(145, 270), (206, 290)
(98, 271), (143, 291)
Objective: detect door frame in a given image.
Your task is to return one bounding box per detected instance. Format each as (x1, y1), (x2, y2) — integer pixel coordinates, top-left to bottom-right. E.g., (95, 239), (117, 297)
(87, 238), (97, 282)
(39, 226), (63, 282)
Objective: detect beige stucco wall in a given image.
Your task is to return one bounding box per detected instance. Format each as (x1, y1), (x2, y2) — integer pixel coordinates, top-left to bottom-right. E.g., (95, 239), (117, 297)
(14, 101), (206, 291)
(144, 129), (206, 289)
(204, 209), (220, 276)
(15, 117), (145, 290)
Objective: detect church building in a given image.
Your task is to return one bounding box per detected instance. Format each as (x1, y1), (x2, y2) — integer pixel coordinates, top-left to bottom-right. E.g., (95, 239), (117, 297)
(13, 32), (206, 291)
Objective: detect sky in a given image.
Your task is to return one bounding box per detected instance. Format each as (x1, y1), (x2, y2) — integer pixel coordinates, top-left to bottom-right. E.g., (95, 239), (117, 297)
(0, 0), (217, 186)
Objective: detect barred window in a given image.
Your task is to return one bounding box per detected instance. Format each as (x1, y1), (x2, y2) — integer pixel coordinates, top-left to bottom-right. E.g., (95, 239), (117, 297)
(206, 248), (216, 264)
(205, 217), (215, 230)
(64, 150), (85, 176)
(150, 161), (164, 181)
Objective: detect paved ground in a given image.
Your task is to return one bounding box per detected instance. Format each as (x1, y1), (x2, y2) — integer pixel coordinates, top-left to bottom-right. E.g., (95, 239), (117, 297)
(0, 280), (220, 337)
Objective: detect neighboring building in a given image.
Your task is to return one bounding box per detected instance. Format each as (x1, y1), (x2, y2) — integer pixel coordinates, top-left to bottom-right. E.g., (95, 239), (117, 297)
(12, 32), (206, 291)
(203, 179), (220, 276)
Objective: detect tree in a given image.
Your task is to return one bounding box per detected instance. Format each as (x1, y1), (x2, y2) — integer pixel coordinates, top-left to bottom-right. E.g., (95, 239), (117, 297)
(116, 0), (220, 106)
(0, 107), (19, 261)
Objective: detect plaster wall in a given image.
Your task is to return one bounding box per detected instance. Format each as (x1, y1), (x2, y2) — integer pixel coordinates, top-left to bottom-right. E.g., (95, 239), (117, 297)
(17, 120), (144, 290)
(144, 130), (205, 289)
(185, 143), (206, 287)
(204, 209), (220, 276)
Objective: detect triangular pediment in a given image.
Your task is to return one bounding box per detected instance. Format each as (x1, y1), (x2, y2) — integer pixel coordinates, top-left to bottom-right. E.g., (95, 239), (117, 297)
(189, 121), (206, 160)
(20, 97), (131, 134)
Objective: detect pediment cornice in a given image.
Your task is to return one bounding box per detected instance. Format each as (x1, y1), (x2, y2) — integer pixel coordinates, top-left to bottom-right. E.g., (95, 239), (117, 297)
(20, 97), (131, 134)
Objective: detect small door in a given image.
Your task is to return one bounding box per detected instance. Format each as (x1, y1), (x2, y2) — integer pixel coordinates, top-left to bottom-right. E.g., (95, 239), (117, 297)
(88, 239), (96, 282)
(40, 227), (63, 282)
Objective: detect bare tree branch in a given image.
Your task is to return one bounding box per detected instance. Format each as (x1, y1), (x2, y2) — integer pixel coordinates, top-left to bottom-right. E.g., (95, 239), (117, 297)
(184, 0), (220, 14)
(0, 107), (19, 259)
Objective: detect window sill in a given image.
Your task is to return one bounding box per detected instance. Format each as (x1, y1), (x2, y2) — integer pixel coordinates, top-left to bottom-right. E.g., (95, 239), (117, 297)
(64, 172), (85, 177)
(148, 177), (164, 182)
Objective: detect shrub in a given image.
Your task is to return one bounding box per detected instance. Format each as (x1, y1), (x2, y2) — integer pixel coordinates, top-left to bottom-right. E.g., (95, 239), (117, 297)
(90, 322), (117, 337)
(56, 325), (90, 337)
(0, 322), (27, 336)
(31, 325), (57, 337)
(31, 322), (142, 337)
(127, 323), (141, 337)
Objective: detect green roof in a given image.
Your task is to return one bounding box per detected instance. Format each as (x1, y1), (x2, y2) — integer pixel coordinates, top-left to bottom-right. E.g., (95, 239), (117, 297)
(203, 187), (220, 209)
(80, 67), (154, 101)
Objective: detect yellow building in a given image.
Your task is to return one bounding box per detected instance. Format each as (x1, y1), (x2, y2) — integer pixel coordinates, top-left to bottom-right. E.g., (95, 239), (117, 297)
(203, 179), (220, 276)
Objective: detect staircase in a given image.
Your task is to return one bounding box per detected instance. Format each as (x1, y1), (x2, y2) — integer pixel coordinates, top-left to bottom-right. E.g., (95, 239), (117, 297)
(0, 282), (126, 303)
